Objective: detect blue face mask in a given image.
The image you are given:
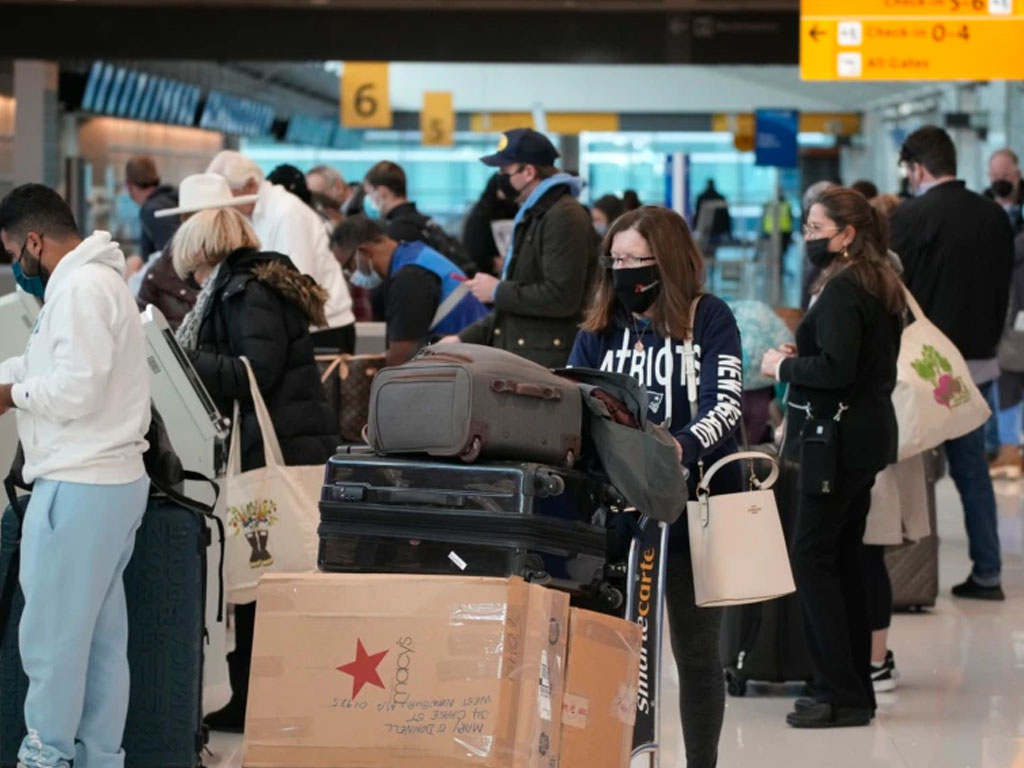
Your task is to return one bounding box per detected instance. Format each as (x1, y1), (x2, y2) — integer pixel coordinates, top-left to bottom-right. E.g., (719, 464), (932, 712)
(350, 269), (383, 290)
(12, 242), (47, 298)
(363, 192), (380, 219)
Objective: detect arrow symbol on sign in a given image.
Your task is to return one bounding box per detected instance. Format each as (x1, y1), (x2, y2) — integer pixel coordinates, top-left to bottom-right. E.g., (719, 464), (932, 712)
(809, 24), (826, 42)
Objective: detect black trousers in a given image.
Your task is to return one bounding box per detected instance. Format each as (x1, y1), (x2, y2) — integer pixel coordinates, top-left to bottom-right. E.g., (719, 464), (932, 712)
(863, 544), (893, 633)
(226, 601), (256, 704)
(791, 470), (877, 711)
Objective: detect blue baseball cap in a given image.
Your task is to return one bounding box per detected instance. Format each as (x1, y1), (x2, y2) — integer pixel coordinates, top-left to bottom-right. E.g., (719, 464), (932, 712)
(480, 128), (560, 167)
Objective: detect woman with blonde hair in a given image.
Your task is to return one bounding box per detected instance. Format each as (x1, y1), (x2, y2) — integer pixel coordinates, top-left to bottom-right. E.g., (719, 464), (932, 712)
(172, 206), (339, 733)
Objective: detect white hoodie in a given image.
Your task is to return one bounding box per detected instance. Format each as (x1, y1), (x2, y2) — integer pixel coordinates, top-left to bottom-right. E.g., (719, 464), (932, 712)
(0, 232), (150, 484)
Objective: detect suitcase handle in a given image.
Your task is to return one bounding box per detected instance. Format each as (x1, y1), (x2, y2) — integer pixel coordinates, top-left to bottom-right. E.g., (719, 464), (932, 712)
(372, 488), (468, 508)
(490, 379), (562, 401)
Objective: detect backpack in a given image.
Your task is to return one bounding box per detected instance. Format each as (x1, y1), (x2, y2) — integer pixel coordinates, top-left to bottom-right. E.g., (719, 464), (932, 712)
(420, 219), (476, 275)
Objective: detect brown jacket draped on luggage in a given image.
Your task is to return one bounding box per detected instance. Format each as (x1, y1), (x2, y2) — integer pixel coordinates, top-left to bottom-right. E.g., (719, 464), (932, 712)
(459, 185), (598, 368)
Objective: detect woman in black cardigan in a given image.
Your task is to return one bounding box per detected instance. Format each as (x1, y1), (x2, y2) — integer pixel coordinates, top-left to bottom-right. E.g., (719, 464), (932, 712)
(762, 188), (905, 729)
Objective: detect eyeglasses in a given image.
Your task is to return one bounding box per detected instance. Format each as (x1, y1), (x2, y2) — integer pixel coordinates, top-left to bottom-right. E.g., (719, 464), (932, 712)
(603, 254), (657, 268)
(801, 224), (840, 238)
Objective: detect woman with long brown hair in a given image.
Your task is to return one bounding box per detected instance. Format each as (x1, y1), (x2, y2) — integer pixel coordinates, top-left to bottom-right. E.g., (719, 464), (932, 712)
(569, 205), (743, 768)
(762, 187), (905, 728)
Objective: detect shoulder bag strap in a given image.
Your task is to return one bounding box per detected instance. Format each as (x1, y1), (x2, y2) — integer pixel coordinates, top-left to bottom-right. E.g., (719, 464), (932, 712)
(683, 294), (705, 412)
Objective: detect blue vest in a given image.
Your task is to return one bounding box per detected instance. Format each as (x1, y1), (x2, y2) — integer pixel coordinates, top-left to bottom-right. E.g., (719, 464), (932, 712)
(389, 242), (490, 336)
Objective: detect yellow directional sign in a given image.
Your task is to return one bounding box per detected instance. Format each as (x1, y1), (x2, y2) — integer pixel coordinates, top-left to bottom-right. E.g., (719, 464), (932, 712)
(421, 92), (455, 146)
(801, 0), (1024, 80)
(341, 62), (392, 128)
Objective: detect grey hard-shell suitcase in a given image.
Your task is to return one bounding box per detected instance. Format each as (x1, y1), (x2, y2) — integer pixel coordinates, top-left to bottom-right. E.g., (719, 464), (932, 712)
(886, 450), (941, 611)
(367, 342), (583, 466)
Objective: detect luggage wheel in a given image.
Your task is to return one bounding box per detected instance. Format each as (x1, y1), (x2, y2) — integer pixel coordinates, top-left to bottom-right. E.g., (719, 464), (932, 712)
(460, 437), (482, 463)
(725, 668), (748, 697)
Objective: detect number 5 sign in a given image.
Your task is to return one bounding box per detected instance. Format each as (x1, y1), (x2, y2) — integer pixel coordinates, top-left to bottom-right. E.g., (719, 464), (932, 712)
(421, 92), (455, 147)
(341, 62), (392, 129)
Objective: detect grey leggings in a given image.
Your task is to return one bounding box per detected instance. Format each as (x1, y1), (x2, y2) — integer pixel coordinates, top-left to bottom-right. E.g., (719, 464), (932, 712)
(665, 540), (725, 768)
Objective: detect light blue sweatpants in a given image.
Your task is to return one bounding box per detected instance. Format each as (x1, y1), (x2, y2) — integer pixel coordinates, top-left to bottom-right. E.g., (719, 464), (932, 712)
(18, 475), (149, 768)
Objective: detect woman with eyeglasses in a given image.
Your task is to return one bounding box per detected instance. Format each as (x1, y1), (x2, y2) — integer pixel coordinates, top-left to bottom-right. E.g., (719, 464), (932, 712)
(760, 188), (905, 728)
(569, 205), (743, 768)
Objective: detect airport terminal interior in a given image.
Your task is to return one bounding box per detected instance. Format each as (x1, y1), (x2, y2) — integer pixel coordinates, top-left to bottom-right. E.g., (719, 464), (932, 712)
(1, 1), (1023, 767)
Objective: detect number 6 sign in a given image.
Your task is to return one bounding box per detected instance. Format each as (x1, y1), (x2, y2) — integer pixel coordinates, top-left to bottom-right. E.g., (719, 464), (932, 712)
(341, 62), (392, 129)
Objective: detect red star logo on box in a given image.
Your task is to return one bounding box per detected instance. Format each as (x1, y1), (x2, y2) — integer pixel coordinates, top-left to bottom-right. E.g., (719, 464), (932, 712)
(337, 639), (389, 699)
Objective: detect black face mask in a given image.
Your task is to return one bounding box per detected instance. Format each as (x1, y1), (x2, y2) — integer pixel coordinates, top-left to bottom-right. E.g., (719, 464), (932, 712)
(806, 237), (842, 269)
(613, 265), (661, 314)
(991, 179), (1015, 198)
(497, 172), (521, 201)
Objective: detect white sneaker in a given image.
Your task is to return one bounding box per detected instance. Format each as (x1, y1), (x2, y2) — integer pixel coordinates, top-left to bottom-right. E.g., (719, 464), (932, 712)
(871, 650), (899, 693)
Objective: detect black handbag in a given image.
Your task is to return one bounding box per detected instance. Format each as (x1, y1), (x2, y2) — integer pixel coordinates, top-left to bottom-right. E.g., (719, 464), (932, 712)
(799, 417), (838, 496)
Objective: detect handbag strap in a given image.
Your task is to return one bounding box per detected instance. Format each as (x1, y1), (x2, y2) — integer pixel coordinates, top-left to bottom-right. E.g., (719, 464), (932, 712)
(697, 451), (779, 494)
(0, 474), (27, 638)
(684, 294), (705, 412)
(229, 357), (286, 472)
(316, 355), (347, 383)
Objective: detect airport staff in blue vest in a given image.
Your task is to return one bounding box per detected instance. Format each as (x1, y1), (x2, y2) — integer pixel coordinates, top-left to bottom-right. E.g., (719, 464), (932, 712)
(330, 215), (489, 367)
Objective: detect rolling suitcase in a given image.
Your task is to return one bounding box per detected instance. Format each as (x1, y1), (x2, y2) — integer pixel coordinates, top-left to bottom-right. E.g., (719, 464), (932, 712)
(719, 455), (814, 695)
(367, 343), (582, 466)
(886, 450), (941, 610)
(0, 493), (217, 768)
(318, 453), (612, 599)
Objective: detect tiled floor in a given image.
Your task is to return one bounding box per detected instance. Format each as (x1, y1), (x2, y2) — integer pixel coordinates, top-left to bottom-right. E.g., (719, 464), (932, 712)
(204, 477), (1024, 768)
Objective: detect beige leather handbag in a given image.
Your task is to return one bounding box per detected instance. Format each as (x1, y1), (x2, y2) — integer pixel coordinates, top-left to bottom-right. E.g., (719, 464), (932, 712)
(681, 295), (796, 607)
(686, 451), (796, 607)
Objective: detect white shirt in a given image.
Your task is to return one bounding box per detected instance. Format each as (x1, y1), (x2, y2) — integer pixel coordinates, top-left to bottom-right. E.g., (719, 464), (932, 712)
(1, 232), (150, 484)
(252, 181), (355, 330)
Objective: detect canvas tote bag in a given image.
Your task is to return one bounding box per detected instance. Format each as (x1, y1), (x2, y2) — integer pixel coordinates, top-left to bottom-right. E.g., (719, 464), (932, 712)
(894, 288), (991, 461)
(682, 296), (795, 607)
(224, 357), (323, 603)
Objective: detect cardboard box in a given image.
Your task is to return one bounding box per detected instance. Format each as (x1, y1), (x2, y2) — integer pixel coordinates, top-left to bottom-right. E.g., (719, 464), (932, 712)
(559, 608), (642, 768)
(243, 573), (569, 768)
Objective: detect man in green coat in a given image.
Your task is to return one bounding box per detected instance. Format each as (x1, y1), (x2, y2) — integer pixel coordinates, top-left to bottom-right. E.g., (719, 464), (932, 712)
(448, 128), (597, 368)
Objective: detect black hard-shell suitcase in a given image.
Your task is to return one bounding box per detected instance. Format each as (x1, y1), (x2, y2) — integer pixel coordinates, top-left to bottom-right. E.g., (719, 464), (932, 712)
(367, 343), (583, 466)
(0, 497), (212, 768)
(719, 455), (814, 695)
(318, 454), (611, 597)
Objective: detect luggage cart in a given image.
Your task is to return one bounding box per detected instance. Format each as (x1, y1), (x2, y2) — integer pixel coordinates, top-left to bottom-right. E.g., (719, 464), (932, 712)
(625, 516), (671, 768)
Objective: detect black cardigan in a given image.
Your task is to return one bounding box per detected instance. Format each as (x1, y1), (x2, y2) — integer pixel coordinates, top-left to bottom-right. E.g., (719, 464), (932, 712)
(779, 269), (902, 474)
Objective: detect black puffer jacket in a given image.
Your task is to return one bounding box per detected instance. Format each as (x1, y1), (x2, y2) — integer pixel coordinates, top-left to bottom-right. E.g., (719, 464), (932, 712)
(188, 248), (339, 472)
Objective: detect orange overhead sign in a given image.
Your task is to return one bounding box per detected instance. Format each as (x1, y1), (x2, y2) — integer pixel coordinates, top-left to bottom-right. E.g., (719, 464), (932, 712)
(801, 0), (1024, 81)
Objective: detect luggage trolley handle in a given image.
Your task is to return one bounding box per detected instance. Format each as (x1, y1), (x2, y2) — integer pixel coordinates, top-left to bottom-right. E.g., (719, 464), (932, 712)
(626, 515), (670, 768)
(338, 484), (469, 508)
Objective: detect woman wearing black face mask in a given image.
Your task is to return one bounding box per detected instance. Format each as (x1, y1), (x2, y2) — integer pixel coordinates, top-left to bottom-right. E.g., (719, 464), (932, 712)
(569, 206), (743, 768)
(760, 188), (905, 729)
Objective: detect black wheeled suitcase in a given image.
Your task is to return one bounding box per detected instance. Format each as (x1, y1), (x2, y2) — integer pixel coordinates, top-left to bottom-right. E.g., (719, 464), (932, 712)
(318, 453), (613, 599)
(0, 495), (214, 768)
(719, 455), (814, 695)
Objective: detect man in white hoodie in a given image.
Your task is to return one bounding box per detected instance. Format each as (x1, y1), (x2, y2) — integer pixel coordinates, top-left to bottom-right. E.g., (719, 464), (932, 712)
(0, 185), (151, 768)
(205, 150), (357, 352)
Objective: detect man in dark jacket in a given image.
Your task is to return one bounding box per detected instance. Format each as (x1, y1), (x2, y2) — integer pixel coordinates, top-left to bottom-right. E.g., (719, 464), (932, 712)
(125, 156), (179, 260)
(363, 161), (468, 268)
(890, 125), (1015, 601)
(449, 128), (598, 368)
(985, 148), (1023, 235)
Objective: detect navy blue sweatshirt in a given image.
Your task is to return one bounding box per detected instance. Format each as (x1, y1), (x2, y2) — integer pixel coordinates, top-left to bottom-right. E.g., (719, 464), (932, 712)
(568, 295), (744, 493)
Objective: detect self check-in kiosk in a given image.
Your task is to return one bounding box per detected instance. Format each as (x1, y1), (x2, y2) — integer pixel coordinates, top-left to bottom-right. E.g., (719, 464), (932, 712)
(141, 305), (231, 688)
